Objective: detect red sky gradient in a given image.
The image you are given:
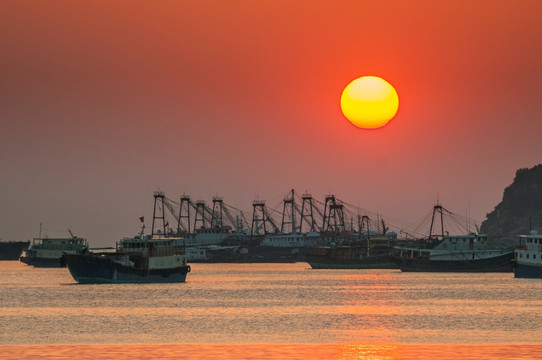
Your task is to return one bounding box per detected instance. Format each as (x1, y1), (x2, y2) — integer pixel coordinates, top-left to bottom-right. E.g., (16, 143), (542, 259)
(2, 1), (542, 245)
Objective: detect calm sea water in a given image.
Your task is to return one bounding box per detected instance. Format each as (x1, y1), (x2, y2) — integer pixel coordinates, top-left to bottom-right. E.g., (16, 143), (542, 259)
(1, 261), (541, 359)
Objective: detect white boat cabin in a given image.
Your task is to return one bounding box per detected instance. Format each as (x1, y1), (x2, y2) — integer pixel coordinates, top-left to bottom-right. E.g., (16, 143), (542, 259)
(515, 231), (542, 265)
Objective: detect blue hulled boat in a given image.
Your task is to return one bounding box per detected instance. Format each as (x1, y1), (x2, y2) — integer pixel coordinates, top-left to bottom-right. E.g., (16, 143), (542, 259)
(63, 192), (190, 284)
(63, 226), (190, 284)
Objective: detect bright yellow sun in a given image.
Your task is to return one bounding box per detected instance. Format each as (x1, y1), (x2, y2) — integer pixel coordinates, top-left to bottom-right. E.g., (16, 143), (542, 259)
(340, 76), (399, 129)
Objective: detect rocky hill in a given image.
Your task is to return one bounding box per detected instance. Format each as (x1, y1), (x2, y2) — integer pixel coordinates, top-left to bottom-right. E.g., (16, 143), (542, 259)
(481, 164), (542, 246)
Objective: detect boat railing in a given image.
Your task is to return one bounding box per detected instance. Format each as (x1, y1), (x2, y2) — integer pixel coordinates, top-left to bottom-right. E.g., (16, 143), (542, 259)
(148, 246), (186, 257)
(514, 243), (542, 252)
(30, 243), (85, 250)
(396, 239), (436, 249)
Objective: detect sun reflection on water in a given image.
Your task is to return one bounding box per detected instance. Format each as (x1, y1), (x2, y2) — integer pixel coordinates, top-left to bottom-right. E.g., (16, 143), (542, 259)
(1, 344), (541, 360)
(2, 262), (542, 354)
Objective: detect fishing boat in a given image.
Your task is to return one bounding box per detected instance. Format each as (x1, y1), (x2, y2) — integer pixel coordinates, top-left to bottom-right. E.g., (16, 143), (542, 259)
(19, 228), (88, 267)
(513, 230), (542, 278)
(63, 226), (190, 284)
(63, 192), (190, 284)
(306, 234), (397, 269)
(393, 205), (514, 272)
(0, 240), (30, 260)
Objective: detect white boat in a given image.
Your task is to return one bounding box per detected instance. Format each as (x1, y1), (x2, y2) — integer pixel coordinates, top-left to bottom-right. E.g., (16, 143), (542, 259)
(394, 205), (513, 272)
(19, 229), (88, 267)
(261, 231), (324, 248)
(394, 233), (514, 272)
(513, 230), (542, 278)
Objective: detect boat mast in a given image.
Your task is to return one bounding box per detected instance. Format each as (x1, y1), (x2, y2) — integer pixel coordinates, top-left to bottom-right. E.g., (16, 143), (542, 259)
(177, 194), (191, 234)
(211, 196), (224, 228)
(291, 189), (296, 234)
(300, 193), (316, 233)
(362, 215), (370, 239)
(280, 189), (297, 234)
(151, 191), (167, 236)
(429, 204), (445, 238)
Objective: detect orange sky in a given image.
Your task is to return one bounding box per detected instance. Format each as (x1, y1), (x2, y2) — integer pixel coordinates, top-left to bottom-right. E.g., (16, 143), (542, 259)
(2, 1), (542, 245)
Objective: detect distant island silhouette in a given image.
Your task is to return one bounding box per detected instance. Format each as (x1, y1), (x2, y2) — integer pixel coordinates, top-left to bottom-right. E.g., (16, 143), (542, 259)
(481, 164), (542, 246)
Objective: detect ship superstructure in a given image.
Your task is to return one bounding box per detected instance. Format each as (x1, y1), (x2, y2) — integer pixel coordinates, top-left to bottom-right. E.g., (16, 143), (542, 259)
(20, 227), (88, 267)
(514, 230), (542, 278)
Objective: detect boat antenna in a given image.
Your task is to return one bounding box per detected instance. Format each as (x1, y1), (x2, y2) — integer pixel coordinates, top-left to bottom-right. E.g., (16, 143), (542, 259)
(39, 222), (42, 239)
(140, 224), (146, 238)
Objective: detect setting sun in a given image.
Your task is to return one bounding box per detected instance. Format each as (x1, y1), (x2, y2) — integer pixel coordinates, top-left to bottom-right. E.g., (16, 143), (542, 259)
(340, 76), (399, 129)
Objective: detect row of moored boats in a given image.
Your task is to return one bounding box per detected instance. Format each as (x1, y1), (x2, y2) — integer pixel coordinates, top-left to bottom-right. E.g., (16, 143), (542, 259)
(3, 196), (542, 282)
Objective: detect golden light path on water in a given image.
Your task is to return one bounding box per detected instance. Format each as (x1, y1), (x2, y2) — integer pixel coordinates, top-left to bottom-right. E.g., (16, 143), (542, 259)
(1, 344), (542, 360)
(1, 262), (542, 359)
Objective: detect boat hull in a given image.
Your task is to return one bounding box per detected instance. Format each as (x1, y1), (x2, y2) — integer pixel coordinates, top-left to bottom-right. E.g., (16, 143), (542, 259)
(514, 262), (542, 279)
(306, 255), (396, 269)
(63, 254), (190, 284)
(19, 256), (65, 268)
(395, 252), (514, 272)
(0, 241), (30, 261)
